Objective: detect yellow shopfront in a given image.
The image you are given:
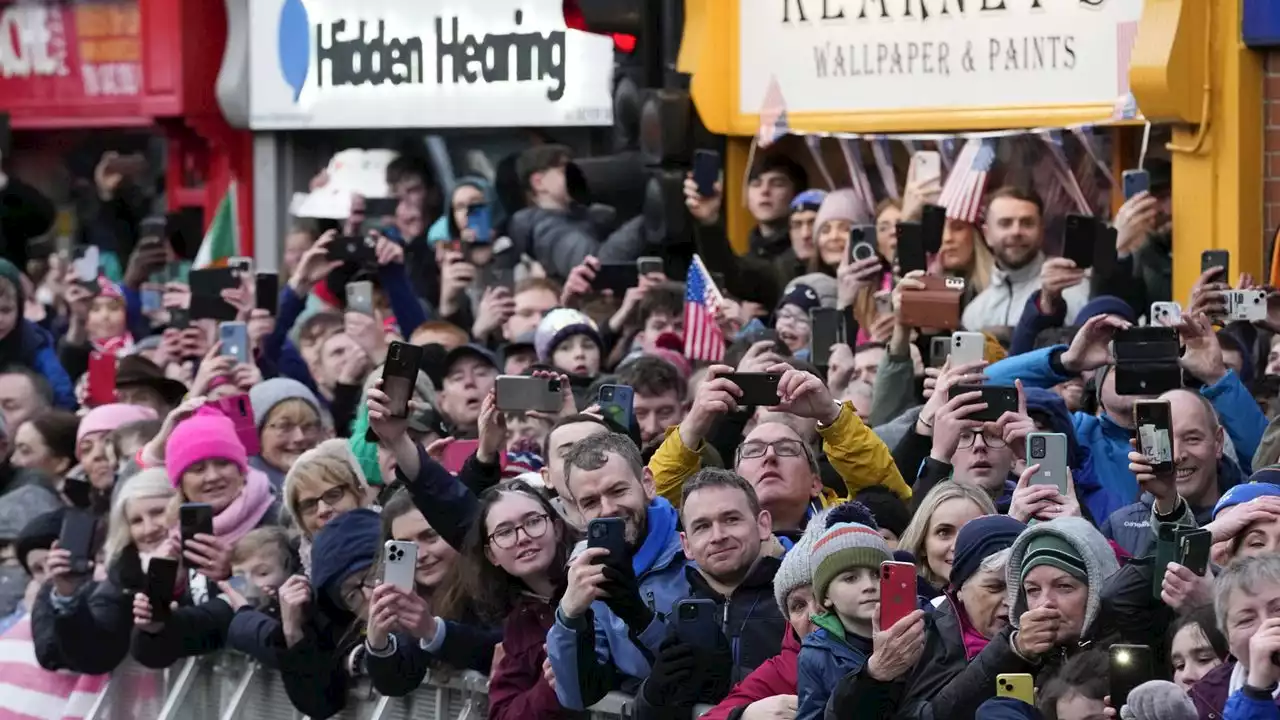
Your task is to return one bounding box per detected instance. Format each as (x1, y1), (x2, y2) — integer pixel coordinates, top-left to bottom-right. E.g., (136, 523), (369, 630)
(679, 0), (1261, 303)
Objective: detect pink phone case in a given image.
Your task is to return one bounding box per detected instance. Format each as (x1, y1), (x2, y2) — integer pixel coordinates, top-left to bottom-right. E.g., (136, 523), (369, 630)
(441, 440), (480, 475)
(215, 394), (260, 456)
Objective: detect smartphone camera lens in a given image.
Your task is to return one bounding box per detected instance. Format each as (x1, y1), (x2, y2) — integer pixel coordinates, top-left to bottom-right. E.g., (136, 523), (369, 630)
(679, 604), (696, 620)
(390, 345), (400, 360)
(590, 524), (603, 538)
(550, 379), (562, 392)
(601, 388), (613, 400)
(1030, 436), (1045, 458)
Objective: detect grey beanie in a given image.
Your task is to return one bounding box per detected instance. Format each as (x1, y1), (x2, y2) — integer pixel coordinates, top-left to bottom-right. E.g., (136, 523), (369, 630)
(0, 485), (64, 541)
(1005, 517), (1120, 637)
(1119, 680), (1196, 720)
(249, 378), (322, 429)
(773, 508), (831, 612)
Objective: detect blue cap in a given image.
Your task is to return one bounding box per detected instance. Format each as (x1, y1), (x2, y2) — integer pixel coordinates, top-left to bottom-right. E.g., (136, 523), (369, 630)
(1212, 481), (1280, 520)
(445, 342), (500, 373)
(790, 189), (827, 213)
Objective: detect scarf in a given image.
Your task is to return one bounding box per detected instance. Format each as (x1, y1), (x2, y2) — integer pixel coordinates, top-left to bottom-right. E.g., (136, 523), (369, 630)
(168, 468), (274, 548)
(632, 497), (679, 577)
(90, 276), (134, 355)
(952, 595), (991, 661)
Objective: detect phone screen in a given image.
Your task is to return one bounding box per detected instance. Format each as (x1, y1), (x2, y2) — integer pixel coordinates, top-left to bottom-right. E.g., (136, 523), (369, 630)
(466, 204), (493, 243)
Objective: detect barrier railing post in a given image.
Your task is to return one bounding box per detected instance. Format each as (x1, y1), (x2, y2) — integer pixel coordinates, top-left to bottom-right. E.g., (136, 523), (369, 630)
(82, 679), (111, 720)
(218, 661), (258, 720)
(155, 657), (199, 720)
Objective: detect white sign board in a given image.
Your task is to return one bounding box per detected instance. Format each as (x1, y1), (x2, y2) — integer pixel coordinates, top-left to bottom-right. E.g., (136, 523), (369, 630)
(738, 0), (1145, 116)
(247, 0), (615, 130)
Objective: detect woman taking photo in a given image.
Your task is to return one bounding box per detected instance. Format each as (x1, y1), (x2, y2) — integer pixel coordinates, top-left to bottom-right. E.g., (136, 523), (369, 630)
(898, 482), (996, 596)
(34, 468), (175, 675)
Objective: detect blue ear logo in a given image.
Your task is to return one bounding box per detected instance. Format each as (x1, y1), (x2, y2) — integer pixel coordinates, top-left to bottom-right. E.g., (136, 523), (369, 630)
(278, 0), (310, 102)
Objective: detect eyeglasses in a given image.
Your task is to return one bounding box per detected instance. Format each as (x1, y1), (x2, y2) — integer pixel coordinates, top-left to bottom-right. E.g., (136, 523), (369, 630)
(738, 439), (807, 460)
(342, 574), (378, 610)
(488, 514), (551, 549)
(775, 310), (810, 326)
(265, 420), (322, 437)
(297, 486), (348, 517)
(957, 430), (1007, 449)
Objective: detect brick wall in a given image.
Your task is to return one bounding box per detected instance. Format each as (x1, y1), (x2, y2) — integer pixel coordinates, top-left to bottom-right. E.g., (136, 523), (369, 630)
(1266, 51), (1280, 250)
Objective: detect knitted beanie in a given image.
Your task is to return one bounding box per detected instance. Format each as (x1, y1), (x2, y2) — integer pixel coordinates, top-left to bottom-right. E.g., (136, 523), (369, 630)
(1019, 533), (1088, 584)
(248, 378), (322, 430)
(1118, 680), (1197, 720)
(785, 274), (839, 310)
(773, 507), (832, 612)
(810, 522), (893, 607)
(1212, 480), (1280, 520)
(534, 308), (602, 363)
(813, 189), (864, 233)
(950, 515), (1026, 591)
(165, 409), (249, 487)
(77, 403), (158, 444)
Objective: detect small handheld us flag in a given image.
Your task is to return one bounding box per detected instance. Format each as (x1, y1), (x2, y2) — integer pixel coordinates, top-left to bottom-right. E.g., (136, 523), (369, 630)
(684, 255), (726, 363)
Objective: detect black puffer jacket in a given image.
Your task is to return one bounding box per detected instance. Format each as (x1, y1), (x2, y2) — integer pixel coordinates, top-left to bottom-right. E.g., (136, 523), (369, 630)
(34, 546), (145, 674)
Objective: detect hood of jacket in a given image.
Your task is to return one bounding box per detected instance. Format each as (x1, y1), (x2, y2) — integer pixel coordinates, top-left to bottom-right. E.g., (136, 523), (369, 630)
(1005, 517), (1120, 637)
(1024, 388), (1086, 469)
(427, 175), (506, 243)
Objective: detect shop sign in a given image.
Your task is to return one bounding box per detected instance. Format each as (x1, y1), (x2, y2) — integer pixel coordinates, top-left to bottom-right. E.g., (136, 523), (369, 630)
(0, 1), (141, 103)
(738, 0), (1144, 116)
(247, 0), (615, 129)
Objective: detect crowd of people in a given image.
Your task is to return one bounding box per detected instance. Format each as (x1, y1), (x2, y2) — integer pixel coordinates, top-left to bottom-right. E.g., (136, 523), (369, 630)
(0, 137), (1277, 720)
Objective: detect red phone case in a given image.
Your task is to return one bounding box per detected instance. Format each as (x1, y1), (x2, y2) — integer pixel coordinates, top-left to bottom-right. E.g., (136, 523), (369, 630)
(87, 351), (118, 407)
(215, 394), (260, 456)
(441, 440), (480, 475)
(879, 561), (917, 629)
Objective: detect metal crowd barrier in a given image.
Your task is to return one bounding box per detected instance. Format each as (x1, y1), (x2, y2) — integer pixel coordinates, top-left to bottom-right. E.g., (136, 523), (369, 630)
(76, 652), (716, 720)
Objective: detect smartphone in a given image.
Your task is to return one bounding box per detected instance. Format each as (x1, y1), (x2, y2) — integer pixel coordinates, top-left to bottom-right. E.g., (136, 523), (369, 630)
(1153, 522), (1180, 599)
(59, 509), (97, 574)
(879, 561), (917, 629)
(948, 384), (1018, 422)
(929, 335), (952, 368)
(382, 540), (418, 593)
(1122, 169), (1151, 200)
(466, 203), (493, 243)
(188, 268), (239, 321)
(586, 518), (627, 567)
(996, 674), (1035, 705)
(1150, 301), (1181, 327)
(169, 307), (190, 331)
(920, 204), (946, 254)
(895, 222), (928, 275)
(1201, 249), (1229, 281)
(1133, 400), (1174, 475)
(327, 234), (378, 266)
(214, 393), (259, 456)
(910, 151), (942, 186)
(383, 342), (424, 418)
(87, 351), (117, 407)
(637, 256), (664, 277)
(440, 439), (479, 475)
(146, 557), (180, 623)
(226, 574), (251, 597)
(0, 112), (9, 157)
(675, 599), (720, 650)
(62, 477), (93, 510)
(179, 503), (214, 547)
(1227, 289), (1268, 322)
(848, 225), (878, 264)
(1026, 432), (1069, 494)
(255, 273), (279, 313)
(1110, 645), (1154, 710)
(723, 372), (782, 407)
(495, 375), (563, 413)
(71, 245), (100, 285)
(140, 286), (162, 313)
(692, 150), (722, 197)
(598, 384), (636, 433)
(1113, 327), (1181, 395)
(1062, 214), (1097, 270)
(345, 281), (375, 316)
(950, 331), (986, 367)
(364, 197), (398, 217)
(228, 256), (253, 275)
(809, 308), (845, 368)
(1179, 528), (1212, 576)
(218, 322), (249, 365)
(592, 263), (639, 293)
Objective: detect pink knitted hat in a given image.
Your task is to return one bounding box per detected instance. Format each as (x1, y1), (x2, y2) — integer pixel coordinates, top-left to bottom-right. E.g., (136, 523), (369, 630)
(165, 408), (248, 487)
(77, 403), (158, 445)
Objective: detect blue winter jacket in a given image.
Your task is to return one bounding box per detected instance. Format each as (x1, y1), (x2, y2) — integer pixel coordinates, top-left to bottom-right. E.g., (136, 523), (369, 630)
(985, 346), (1268, 519)
(1225, 688), (1280, 720)
(1101, 456), (1244, 557)
(545, 497), (690, 710)
(19, 320), (74, 409)
(796, 613), (873, 720)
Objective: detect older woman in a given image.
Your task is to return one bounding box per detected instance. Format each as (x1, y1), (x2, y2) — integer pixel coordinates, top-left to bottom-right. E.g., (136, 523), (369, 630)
(35, 469), (176, 674)
(248, 378), (324, 489)
(898, 482), (996, 594)
(74, 403), (157, 509)
(1191, 554), (1280, 717)
(282, 438), (370, 574)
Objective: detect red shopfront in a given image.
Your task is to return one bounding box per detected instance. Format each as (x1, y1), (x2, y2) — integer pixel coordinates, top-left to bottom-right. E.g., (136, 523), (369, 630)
(0, 0), (252, 254)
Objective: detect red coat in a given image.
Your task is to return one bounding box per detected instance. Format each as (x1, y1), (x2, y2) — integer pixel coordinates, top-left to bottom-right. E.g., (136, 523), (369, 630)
(699, 627), (801, 720)
(487, 595), (583, 720)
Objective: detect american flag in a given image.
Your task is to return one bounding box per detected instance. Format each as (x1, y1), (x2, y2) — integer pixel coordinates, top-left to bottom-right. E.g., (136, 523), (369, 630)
(837, 138), (877, 223)
(758, 76), (789, 148)
(684, 255), (726, 363)
(1037, 130), (1092, 216)
(871, 138), (900, 201)
(937, 138), (960, 174)
(938, 138), (995, 223)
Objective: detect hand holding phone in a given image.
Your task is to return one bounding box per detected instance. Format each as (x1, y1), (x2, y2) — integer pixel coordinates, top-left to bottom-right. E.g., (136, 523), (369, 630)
(586, 518), (627, 568)
(179, 503), (214, 547)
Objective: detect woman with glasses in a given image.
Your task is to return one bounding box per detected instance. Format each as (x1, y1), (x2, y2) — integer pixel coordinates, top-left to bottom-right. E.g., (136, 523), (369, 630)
(249, 378), (325, 490)
(282, 438), (371, 575)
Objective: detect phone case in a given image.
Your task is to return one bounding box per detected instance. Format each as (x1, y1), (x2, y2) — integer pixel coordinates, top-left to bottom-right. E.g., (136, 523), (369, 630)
(215, 393), (260, 456)
(1027, 432), (1069, 494)
(189, 268), (240, 321)
(1179, 529), (1212, 576)
(921, 204), (946, 254)
(848, 226), (877, 264)
(219, 322), (249, 365)
(87, 351), (118, 407)
(948, 384), (1018, 422)
(910, 151), (942, 185)
(899, 276), (965, 331)
(1150, 302), (1181, 327)
(382, 540), (418, 593)
(637, 257), (664, 276)
(328, 235), (377, 266)
(1114, 328), (1182, 396)
(725, 372), (782, 407)
(879, 561), (917, 629)
(146, 557), (180, 623)
(598, 384), (636, 432)
(1134, 400), (1174, 474)
(59, 509), (97, 574)
(495, 376), (563, 413)
(1153, 524), (1180, 600)
(384, 342), (425, 418)
(180, 503), (215, 545)
(440, 440), (479, 474)
(1227, 290), (1268, 322)
(1122, 169), (1150, 200)
(996, 674), (1035, 705)
(587, 518), (627, 567)
(894, 222), (928, 275)
(693, 150), (721, 197)
(950, 331), (986, 367)
(929, 335), (951, 368)
(255, 273), (279, 312)
(809, 308), (844, 367)
(346, 282), (375, 316)
(466, 204), (493, 242)
(62, 477), (93, 509)
(592, 264), (639, 292)
(675, 599), (720, 649)
(1110, 645), (1154, 709)
(1062, 214), (1097, 270)
(1201, 250), (1229, 280)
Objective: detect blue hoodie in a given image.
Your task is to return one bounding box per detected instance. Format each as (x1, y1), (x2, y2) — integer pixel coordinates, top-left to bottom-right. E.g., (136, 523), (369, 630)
(18, 321), (75, 410)
(426, 176), (505, 244)
(545, 496), (689, 710)
(985, 346), (1267, 519)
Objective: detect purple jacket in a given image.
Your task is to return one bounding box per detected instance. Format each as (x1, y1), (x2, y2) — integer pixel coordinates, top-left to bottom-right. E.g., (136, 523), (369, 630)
(1191, 661), (1280, 720)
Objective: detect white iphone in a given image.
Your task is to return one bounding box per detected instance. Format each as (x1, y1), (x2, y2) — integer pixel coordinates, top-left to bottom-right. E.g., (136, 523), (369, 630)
(910, 151), (942, 186)
(951, 331), (986, 367)
(382, 540), (418, 593)
(1149, 301), (1181, 327)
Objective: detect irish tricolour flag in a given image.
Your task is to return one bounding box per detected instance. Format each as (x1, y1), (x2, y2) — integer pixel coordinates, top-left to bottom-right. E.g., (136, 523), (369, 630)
(193, 182), (241, 269)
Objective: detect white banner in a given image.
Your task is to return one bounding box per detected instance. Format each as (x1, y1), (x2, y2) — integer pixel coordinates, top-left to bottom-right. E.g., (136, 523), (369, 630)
(738, 0), (1144, 116)
(247, 0), (615, 130)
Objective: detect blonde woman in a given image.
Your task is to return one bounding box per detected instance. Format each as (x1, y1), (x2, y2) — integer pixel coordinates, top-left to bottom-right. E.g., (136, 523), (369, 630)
(932, 217), (994, 309)
(38, 468), (176, 674)
(282, 438), (371, 575)
(898, 481), (997, 593)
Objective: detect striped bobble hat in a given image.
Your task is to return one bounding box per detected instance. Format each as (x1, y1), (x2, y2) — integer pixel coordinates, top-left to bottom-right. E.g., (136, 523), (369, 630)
(810, 522), (893, 608)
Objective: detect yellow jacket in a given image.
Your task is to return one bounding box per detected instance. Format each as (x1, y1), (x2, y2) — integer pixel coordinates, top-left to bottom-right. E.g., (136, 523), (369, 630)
(648, 401), (912, 509)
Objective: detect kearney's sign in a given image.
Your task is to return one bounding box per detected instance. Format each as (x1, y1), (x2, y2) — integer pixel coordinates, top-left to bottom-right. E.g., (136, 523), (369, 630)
(242, 0), (614, 130)
(738, 0), (1144, 117)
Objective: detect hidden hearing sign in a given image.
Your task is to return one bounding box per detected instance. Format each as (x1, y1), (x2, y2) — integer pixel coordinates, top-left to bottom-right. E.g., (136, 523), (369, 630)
(241, 0), (614, 129)
(739, 0), (1145, 118)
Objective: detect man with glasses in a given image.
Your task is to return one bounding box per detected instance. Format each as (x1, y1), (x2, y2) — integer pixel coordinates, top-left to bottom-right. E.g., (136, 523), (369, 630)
(648, 363), (910, 535)
(922, 387), (1020, 511)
